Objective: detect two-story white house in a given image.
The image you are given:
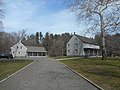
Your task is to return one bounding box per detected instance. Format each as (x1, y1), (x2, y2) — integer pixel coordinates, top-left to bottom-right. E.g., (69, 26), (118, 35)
(11, 41), (47, 57)
(67, 34), (100, 56)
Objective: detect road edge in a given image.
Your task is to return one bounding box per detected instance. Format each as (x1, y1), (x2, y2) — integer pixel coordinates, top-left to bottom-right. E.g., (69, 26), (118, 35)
(0, 60), (35, 84)
(58, 60), (104, 90)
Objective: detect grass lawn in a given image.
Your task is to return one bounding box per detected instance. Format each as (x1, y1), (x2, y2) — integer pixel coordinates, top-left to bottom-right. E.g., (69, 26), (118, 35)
(60, 57), (120, 90)
(0, 60), (33, 81)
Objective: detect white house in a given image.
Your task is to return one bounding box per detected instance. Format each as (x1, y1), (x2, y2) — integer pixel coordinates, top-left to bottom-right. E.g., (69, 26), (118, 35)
(11, 41), (47, 57)
(67, 34), (100, 56)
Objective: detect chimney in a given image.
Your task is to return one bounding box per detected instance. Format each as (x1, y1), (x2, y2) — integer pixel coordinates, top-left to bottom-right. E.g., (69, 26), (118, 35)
(74, 32), (76, 35)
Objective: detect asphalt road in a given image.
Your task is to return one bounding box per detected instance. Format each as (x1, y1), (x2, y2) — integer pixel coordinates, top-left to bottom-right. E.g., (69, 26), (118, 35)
(0, 57), (99, 90)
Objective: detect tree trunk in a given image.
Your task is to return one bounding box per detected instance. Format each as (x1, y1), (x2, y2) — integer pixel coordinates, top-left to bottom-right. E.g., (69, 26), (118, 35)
(100, 14), (107, 60)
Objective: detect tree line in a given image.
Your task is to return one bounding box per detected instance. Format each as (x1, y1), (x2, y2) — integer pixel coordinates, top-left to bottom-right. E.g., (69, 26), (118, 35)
(42, 32), (72, 56)
(95, 33), (120, 57)
(0, 30), (72, 56)
(0, 30), (120, 57)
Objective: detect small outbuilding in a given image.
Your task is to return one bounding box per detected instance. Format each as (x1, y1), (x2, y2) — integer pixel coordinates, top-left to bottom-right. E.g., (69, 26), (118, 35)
(11, 41), (47, 57)
(26, 46), (46, 57)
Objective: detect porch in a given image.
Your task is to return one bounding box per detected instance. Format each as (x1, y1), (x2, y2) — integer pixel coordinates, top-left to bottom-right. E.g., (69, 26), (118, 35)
(27, 52), (46, 57)
(84, 48), (100, 56)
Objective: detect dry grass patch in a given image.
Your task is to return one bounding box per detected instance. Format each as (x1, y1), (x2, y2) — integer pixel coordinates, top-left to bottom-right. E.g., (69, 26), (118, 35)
(0, 60), (33, 81)
(60, 57), (120, 90)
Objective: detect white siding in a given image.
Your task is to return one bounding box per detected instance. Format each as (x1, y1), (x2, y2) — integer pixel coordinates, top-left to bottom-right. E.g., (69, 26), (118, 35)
(11, 42), (27, 57)
(67, 35), (84, 56)
(67, 35), (100, 56)
(83, 43), (100, 49)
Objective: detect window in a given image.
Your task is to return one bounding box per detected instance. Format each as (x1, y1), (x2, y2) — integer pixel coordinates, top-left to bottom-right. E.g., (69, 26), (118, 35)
(33, 52), (37, 56)
(28, 52), (32, 56)
(68, 50), (70, 52)
(75, 43), (78, 48)
(43, 52), (46, 56)
(17, 46), (18, 49)
(18, 52), (20, 54)
(68, 50), (70, 54)
(38, 52), (41, 56)
(68, 44), (70, 47)
(75, 49), (78, 52)
(21, 46), (22, 49)
(75, 38), (77, 41)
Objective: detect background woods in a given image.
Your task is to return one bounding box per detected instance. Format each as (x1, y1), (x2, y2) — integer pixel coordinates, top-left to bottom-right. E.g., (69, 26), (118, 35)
(0, 30), (120, 57)
(42, 32), (72, 56)
(0, 30), (72, 56)
(95, 33), (120, 57)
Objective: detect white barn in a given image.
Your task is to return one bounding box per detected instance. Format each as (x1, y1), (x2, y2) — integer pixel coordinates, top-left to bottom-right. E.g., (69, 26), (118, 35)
(67, 34), (100, 56)
(11, 41), (47, 57)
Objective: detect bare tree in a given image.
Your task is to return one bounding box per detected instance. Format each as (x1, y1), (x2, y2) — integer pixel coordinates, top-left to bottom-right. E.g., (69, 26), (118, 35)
(95, 33), (120, 56)
(66, 0), (120, 60)
(0, 0), (4, 31)
(11, 29), (27, 43)
(0, 31), (15, 53)
(0, 20), (3, 31)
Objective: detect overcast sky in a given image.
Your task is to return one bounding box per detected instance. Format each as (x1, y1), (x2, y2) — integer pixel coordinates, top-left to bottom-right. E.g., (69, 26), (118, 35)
(3, 0), (85, 35)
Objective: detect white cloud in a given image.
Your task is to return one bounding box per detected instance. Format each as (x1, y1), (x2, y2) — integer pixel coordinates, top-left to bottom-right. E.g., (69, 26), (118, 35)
(3, 0), (84, 35)
(4, 0), (38, 27)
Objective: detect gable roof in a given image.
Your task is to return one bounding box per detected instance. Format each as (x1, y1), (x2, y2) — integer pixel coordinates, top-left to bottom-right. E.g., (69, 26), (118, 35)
(11, 42), (27, 49)
(75, 35), (98, 45)
(26, 46), (46, 52)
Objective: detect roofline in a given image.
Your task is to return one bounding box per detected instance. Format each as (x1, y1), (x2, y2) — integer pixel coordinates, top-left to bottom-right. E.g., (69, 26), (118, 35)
(82, 41), (99, 46)
(74, 34), (98, 45)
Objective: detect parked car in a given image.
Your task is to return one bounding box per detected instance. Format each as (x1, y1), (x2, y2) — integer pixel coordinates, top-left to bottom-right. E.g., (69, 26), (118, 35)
(0, 54), (13, 59)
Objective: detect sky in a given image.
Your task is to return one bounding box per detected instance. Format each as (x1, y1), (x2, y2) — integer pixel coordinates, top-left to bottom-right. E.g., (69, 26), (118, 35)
(3, 0), (85, 35)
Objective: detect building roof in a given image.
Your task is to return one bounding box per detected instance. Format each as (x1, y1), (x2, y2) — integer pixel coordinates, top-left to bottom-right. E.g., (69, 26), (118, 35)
(26, 46), (46, 52)
(75, 35), (98, 45)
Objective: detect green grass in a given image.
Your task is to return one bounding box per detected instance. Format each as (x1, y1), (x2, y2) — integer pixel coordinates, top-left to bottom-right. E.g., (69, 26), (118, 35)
(0, 60), (33, 81)
(60, 57), (120, 90)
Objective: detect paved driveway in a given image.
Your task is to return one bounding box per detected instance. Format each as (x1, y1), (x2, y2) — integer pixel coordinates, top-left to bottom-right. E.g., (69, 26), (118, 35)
(0, 57), (99, 90)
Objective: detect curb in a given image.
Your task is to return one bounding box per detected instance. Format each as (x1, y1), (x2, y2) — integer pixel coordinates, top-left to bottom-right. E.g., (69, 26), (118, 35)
(0, 60), (35, 84)
(58, 60), (104, 90)
(56, 57), (81, 60)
